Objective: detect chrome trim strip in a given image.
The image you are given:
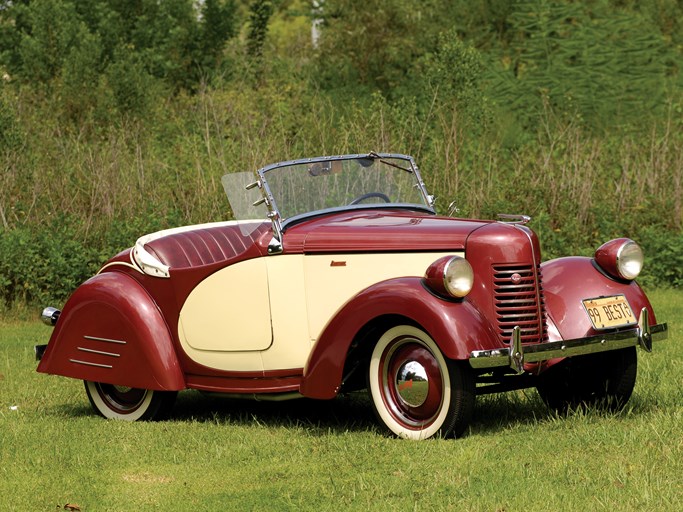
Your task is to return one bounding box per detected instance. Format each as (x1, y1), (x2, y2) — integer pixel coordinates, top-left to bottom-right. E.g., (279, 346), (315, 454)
(69, 359), (113, 369)
(496, 283), (536, 290)
(77, 347), (121, 358)
(83, 335), (127, 345)
(97, 261), (142, 275)
(495, 298), (536, 304)
(469, 310), (667, 370)
(497, 313), (537, 319)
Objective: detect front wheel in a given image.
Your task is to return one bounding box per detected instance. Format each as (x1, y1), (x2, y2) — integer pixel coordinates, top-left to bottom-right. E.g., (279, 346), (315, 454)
(367, 325), (475, 440)
(84, 381), (177, 421)
(536, 347), (637, 414)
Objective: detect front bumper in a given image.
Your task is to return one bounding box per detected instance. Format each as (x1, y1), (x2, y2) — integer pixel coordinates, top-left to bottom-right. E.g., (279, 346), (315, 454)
(469, 308), (668, 373)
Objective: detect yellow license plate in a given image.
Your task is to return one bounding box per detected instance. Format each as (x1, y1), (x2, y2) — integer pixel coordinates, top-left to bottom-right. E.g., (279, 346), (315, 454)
(582, 295), (637, 330)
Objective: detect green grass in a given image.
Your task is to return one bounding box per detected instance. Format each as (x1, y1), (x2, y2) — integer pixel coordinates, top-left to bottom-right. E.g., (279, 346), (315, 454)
(1, 290), (681, 511)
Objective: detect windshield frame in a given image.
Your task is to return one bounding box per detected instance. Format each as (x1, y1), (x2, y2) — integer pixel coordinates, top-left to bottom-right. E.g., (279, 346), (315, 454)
(255, 152), (435, 234)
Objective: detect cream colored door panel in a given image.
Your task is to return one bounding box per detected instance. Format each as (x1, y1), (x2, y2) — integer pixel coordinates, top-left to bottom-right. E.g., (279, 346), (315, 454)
(304, 252), (463, 340)
(178, 255), (312, 372)
(179, 258), (272, 353)
(261, 255), (312, 369)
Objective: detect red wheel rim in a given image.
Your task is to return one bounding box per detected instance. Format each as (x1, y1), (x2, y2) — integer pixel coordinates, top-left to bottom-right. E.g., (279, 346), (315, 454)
(96, 384), (147, 415)
(379, 336), (445, 429)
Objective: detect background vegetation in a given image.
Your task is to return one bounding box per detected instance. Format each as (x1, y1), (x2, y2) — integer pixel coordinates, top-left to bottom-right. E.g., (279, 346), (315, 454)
(1, 0), (683, 307)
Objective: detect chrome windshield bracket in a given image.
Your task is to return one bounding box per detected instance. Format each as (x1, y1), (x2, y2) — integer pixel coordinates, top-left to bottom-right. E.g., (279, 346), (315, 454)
(637, 308), (652, 353)
(267, 211), (283, 255)
(509, 326), (524, 374)
(267, 237), (283, 255)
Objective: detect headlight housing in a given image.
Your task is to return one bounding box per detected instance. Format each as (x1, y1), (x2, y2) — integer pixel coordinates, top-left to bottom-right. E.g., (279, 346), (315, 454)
(594, 238), (643, 281)
(424, 255), (474, 298)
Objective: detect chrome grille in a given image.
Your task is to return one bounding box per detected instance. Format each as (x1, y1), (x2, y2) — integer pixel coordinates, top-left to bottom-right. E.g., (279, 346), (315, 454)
(493, 264), (548, 344)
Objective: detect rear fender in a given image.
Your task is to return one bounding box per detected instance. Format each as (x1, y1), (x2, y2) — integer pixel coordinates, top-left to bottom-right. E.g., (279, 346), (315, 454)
(37, 272), (185, 391)
(541, 256), (656, 341)
(299, 277), (500, 399)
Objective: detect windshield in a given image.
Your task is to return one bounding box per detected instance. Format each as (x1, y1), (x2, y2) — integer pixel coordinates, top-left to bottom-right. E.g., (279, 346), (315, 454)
(222, 153), (434, 234)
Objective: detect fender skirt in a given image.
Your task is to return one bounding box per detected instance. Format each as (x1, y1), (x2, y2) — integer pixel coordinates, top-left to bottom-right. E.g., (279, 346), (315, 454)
(300, 277), (500, 399)
(37, 272), (185, 391)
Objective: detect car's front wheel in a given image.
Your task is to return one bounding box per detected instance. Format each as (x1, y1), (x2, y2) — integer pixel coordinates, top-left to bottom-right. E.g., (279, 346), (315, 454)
(84, 381), (177, 421)
(367, 325), (475, 440)
(536, 346), (637, 413)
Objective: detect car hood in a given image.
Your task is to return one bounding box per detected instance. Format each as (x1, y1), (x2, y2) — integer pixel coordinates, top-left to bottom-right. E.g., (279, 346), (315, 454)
(282, 210), (492, 253)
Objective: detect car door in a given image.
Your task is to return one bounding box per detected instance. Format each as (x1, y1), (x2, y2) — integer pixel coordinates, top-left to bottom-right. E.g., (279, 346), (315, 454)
(177, 257), (273, 371)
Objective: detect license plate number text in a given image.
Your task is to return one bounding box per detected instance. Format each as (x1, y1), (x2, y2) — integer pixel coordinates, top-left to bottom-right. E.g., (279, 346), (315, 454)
(582, 295), (637, 330)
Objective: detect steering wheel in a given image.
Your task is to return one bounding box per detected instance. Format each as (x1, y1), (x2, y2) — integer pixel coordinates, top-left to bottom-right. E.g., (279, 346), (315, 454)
(349, 192), (391, 205)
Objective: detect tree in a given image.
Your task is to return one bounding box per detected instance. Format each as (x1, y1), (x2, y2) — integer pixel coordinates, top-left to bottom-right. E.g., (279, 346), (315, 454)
(247, 0), (274, 59)
(485, 0), (675, 131)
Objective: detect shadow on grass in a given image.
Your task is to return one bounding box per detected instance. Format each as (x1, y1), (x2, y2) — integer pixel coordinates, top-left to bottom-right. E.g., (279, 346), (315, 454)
(469, 391), (555, 436)
(170, 391), (381, 436)
(168, 388), (568, 438)
(49, 387), (660, 439)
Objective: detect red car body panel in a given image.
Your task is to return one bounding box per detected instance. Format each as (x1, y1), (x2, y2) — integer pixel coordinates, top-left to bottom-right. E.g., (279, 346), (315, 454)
(185, 371), (303, 394)
(282, 209), (489, 253)
(37, 272), (185, 391)
(541, 256), (656, 341)
(299, 277), (501, 399)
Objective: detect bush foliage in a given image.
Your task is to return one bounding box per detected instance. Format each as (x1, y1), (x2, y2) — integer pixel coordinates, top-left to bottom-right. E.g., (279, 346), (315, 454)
(0, 0), (682, 306)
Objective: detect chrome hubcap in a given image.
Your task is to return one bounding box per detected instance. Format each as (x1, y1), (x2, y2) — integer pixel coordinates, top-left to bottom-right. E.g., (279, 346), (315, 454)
(396, 360), (429, 407)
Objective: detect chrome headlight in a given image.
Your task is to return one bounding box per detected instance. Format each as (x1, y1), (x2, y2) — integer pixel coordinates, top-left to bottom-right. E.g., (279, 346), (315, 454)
(594, 238), (643, 281)
(425, 256), (474, 298)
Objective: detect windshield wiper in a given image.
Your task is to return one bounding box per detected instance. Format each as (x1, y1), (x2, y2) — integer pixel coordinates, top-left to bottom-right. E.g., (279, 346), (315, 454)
(367, 151), (413, 173)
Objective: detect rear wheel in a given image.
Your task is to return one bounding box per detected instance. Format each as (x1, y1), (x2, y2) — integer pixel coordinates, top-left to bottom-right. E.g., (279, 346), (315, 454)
(367, 325), (475, 440)
(84, 381), (177, 421)
(536, 347), (637, 413)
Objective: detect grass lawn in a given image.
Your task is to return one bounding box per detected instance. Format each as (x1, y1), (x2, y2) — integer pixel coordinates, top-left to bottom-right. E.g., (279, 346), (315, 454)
(1, 290), (681, 511)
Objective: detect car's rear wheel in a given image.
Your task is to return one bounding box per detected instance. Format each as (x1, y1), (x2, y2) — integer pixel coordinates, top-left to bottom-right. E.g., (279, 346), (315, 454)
(536, 347), (637, 413)
(84, 381), (177, 421)
(367, 325), (475, 440)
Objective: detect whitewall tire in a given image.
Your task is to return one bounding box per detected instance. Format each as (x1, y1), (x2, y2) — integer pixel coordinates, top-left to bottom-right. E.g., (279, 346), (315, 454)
(84, 381), (177, 421)
(368, 325), (475, 440)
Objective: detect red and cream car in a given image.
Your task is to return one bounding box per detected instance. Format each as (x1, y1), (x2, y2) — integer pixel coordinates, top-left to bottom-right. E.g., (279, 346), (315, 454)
(36, 153), (668, 439)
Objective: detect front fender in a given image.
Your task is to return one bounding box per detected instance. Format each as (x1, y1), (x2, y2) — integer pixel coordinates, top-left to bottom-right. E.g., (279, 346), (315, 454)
(541, 256), (656, 341)
(37, 272), (185, 391)
(299, 277), (500, 399)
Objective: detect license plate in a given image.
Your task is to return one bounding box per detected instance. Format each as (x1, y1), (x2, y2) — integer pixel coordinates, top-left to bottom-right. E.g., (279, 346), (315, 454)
(582, 295), (637, 330)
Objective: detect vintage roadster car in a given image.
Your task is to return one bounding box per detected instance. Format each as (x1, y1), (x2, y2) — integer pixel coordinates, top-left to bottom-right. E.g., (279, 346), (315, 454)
(36, 152), (668, 439)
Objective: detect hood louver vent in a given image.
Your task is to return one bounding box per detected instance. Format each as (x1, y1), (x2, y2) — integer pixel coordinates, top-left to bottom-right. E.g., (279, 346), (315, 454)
(493, 264), (548, 344)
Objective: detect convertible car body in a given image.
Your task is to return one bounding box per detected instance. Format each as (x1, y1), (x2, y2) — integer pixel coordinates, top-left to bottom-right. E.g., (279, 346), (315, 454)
(36, 153), (668, 439)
